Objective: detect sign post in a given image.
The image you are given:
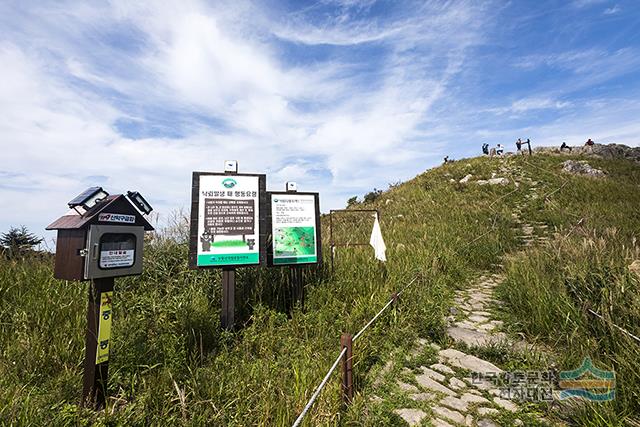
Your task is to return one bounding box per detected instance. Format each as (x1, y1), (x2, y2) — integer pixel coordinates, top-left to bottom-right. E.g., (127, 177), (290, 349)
(82, 277), (114, 408)
(221, 268), (236, 329)
(189, 163), (266, 330)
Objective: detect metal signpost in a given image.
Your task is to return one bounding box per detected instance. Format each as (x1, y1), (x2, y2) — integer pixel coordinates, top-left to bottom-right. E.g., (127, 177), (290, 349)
(189, 163), (267, 330)
(46, 188), (154, 409)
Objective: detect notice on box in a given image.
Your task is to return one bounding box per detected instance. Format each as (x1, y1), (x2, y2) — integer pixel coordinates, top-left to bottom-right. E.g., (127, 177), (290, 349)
(100, 249), (135, 269)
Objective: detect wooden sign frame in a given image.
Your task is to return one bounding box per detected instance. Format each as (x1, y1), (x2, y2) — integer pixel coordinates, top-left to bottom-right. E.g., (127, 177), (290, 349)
(189, 171), (267, 269)
(266, 191), (322, 267)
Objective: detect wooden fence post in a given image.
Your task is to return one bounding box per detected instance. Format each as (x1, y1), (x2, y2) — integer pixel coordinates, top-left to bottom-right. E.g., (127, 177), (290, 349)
(340, 333), (353, 405)
(82, 277), (114, 409)
(221, 268), (235, 330)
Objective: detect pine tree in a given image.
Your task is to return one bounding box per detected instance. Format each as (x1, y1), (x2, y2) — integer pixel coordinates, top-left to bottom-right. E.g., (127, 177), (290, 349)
(0, 226), (43, 257)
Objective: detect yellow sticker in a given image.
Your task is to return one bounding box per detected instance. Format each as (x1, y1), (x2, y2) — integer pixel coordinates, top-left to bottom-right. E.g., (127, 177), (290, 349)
(96, 291), (113, 364)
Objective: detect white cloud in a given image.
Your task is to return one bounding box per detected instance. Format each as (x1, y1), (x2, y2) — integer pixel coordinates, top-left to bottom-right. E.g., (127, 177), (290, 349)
(1, 0), (639, 239)
(572, 0), (607, 7)
(603, 5), (621, 14)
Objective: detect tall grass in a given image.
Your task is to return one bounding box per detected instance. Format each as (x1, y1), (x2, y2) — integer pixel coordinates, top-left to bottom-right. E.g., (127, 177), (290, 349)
(3, 153), (637, 425)
(496, 155), (640, 426)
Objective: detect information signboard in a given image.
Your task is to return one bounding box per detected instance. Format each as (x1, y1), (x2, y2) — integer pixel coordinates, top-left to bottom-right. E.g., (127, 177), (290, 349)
(268, 192), (321, 266)
(189, 172), (266, 268)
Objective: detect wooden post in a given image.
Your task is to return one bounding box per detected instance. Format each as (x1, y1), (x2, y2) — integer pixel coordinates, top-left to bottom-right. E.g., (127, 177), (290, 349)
(82, 277), (114, 409)
(289, 266), (304, 311)
(299, 267), (305, 311)
(221, 268), (235, 330)
(391, 292), (398, 304)
(340, 333), (353, 405)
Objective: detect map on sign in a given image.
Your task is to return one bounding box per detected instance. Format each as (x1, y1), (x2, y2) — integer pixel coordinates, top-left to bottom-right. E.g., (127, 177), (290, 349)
(274, 226), (316, 256)
(196, 174), (261, 267)
(271, 194), (318, 265)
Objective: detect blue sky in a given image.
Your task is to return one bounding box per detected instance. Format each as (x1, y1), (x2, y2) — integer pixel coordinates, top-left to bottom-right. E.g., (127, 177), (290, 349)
(1, 0), (639, 240)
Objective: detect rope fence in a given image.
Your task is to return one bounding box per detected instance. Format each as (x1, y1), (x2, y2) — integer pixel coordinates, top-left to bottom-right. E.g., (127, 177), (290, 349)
(291, 347), (347, 427)
(587, 308), (640, 345)
(291, 273), (420, 426)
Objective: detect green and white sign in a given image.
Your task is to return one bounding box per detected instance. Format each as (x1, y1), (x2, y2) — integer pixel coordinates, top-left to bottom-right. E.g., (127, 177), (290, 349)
(271, 194), (318, 265)
(197, 175), (260, 266)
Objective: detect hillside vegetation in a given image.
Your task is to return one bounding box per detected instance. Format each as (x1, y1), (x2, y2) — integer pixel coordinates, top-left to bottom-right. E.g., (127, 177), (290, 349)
(1, 151), (639, 426)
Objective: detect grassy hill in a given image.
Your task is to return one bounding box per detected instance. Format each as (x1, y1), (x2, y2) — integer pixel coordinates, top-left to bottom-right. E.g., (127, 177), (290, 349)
(1, 151), (639, 426)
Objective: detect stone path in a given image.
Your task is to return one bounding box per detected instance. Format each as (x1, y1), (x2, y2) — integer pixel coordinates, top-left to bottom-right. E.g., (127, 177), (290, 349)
(447, 275), (505, 348)
(388, 276), (532, 427)
(377, 164), (559, 426)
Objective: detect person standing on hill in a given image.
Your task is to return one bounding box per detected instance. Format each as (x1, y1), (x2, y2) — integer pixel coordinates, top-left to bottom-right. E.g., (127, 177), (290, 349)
(496, 144), (504, 155)
(516, 138), (522, 153)
(482, 143), (489, 155)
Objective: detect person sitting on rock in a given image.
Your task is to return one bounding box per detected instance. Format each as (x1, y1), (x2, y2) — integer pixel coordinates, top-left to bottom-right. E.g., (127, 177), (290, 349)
(496, 144), (504, 155)
(585, 138), (594, 146)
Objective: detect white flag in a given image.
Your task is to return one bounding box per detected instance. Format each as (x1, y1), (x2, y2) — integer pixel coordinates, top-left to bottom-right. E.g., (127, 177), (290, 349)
(369, 213), (387, 262)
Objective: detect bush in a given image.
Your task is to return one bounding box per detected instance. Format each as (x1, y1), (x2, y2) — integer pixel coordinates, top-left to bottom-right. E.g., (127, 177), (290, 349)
(363, 188), (383, 204)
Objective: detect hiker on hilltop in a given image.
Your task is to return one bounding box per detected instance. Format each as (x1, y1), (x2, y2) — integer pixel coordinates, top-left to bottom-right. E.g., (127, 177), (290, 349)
(496, 144), (504, 155)
(516, 138), (522, 153)
(482, 143), (489, 155)
(560, 142), (572, 152)
(585, 138), (594, 146)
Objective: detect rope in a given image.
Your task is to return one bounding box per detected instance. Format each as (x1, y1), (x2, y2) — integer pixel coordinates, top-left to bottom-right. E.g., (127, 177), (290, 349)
(352, 298), (395, 342)
(352, 274), (420, 342)
(587, 309), (640, 345)
(291, 347), (347, 427)
(292, 274), (420, 426)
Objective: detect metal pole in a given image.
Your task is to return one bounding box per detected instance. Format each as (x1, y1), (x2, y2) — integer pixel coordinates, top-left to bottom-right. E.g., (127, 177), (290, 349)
(221, 268), (235, 330)
(82, 277), (114, 409)
(340, 333), (353, 405)
(329, 211), (334, 274)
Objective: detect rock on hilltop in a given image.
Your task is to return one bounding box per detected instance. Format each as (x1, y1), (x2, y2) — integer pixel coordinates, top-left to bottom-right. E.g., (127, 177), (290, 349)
(535, 143), (640, 162)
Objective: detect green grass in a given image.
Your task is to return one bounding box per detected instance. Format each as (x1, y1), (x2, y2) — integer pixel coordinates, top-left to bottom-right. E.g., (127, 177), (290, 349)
(1, 153), (639, 425)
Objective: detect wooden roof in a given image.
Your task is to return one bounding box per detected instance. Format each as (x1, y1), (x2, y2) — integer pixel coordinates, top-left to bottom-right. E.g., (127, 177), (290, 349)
(46, 195), (154, 231)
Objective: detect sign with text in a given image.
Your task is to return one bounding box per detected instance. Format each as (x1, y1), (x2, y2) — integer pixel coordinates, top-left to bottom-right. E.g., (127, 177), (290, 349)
(189, 173), (266, 268)
(269, 192), (321, 266)
(96, 291), (113, 364)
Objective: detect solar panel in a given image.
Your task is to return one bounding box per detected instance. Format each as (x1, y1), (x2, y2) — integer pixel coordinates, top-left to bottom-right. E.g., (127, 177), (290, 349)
(68, 187), (103, 207)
